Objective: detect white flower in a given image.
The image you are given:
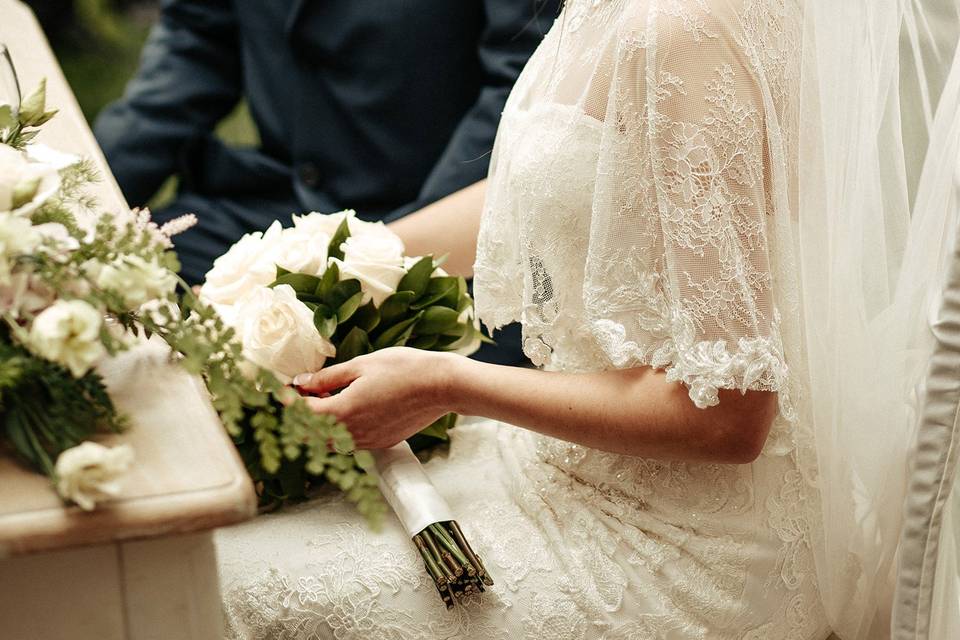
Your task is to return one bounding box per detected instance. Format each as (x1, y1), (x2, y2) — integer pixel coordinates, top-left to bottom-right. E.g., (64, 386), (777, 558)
(0, 271), (54, 318)
(233, 284), (335, 383)
(0, 212), (41, 283)
(332, 234), (406, 306)
(34, 221), (80, 255)
(29, 299), (106, 377)
(293, 209), (400, 246)
(274, 226), (329, 275)
(0, 144), (61, 216)
(95, 254), (177, 309)
(25, 144), (80, 171)
(200, 221), (285, 305)
(292, 209), (356, 238)
(55, 442), (134, 511)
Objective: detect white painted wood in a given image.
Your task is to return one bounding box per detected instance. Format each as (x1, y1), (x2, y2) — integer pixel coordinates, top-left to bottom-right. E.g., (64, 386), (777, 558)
(0, 533), (225, 640)
(122, 533), (224, 640)
(0, 545), (127, 640)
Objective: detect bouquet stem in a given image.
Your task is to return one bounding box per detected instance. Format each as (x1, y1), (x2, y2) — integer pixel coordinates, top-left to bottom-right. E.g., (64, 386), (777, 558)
(413, 521), (493, 608)
(370, 443), (494, 608)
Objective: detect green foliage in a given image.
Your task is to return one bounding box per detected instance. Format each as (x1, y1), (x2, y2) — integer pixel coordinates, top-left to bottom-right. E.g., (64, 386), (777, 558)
(266, 222), (490, 453)
(0, 339), (124, 476)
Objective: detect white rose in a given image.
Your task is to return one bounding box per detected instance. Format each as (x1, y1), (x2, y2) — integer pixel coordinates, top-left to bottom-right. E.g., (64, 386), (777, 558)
(55, 442), (134, 511)
(342, 232), (404, 265)
(274, 226), (329, 275)
(29, 299), (106, 377)
(293, 209), (400, 247)
(200, 221), (285, 306)
(0, 144), (61, 216)
(291, 209), (356, 238)
(234, 284), (335, 383)
(95, 254), (177, 309)
(331, 234), (407, 307)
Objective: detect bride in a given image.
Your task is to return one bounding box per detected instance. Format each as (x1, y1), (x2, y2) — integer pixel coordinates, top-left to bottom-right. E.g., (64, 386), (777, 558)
(216, 0), (955, 638)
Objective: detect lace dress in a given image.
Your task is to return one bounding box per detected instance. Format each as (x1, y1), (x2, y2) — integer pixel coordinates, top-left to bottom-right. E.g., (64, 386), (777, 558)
(216, 1), (831, 638)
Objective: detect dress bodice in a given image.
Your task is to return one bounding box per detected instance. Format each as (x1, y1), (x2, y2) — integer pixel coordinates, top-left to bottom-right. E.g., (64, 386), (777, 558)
(474, 1), (805, 528)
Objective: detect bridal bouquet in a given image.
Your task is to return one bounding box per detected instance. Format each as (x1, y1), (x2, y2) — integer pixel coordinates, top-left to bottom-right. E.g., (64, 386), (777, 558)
(0, 78), (381, 523)
(200, 211), (494, 604)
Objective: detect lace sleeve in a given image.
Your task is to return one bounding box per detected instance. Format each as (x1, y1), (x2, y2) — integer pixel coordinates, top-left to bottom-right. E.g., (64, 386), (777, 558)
(584, 4), (792, 409)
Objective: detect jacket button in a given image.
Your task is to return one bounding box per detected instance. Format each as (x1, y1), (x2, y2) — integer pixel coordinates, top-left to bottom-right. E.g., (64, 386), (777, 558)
(298, 162), (321, 188)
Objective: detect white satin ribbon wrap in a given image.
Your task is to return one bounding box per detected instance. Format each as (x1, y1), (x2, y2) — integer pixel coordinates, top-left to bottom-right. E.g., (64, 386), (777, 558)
(370, 442), (454, 537)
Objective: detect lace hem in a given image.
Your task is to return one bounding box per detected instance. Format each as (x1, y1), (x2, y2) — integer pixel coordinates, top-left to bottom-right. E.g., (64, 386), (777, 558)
(590, 318), (788, 410)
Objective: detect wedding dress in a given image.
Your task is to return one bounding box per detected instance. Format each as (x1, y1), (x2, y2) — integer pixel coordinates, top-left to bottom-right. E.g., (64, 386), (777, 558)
(216, 1), (833, 638)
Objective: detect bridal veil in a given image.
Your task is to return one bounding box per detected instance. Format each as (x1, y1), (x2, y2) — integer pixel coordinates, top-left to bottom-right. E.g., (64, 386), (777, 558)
(797, 0), (960, 638)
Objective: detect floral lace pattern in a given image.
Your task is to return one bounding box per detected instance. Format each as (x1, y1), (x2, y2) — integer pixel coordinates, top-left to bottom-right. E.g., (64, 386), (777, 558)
(217, 2), (829, 639)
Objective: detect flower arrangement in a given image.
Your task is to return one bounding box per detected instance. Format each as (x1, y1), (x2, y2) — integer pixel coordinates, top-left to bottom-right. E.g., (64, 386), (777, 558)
(1, 67), (494, 606)
(0, 77), (381, 521)
(200, 210), (493, 606)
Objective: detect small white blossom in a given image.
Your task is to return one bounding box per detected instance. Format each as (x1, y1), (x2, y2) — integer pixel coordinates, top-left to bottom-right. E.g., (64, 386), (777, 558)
(0, 144), (61, 216)
(95, 254), (177, 309)
(29, 299), (106, 377)
(0, 212), (41, 284)
(55, 442), (134, 511)
(0, 271), (54, 318)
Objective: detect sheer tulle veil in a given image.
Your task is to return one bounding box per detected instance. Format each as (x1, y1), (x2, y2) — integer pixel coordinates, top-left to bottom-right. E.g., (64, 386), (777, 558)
(795, 0), (960, 637)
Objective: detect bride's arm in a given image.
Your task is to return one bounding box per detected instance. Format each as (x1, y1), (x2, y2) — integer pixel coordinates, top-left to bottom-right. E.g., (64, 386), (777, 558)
(388, 180), (486, 278)
(293, 349), (777, 465)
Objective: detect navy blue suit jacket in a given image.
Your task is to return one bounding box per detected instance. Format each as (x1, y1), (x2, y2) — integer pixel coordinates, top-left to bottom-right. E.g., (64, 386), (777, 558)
(94, 0), (556, 362)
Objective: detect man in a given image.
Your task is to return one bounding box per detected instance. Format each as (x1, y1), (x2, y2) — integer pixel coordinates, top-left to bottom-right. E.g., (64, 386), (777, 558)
(95, 0), (557, 364)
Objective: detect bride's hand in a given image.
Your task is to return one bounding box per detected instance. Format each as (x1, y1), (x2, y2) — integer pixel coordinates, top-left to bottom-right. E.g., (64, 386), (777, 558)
(292, 348), (459, 450)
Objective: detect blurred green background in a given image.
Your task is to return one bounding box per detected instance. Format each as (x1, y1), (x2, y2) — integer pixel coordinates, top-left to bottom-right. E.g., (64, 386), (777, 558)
(26, 0), (257, 207)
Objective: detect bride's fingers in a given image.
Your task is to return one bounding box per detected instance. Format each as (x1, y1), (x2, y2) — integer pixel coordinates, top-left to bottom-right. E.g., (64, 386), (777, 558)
(302, 395), (344, 417)
(293, 364), (359, 394)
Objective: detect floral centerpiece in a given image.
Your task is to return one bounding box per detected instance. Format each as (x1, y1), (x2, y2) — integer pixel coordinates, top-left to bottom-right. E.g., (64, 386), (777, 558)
(0, 76), (380, 522)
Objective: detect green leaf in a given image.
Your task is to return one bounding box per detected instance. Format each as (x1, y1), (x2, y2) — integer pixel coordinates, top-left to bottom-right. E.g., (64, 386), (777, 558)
(18, 79), (47, 125)
(327, 279), (362, 310)
(419, 413), (457, 440)
(372, 313), (422, 350)
(0, 104), (15, 132)
(396, 256), (433, 298)
(327, 217), (351, 261)
(435, 332), (467, 349)
(31, 109), (57, 127)
(351, 301), (381, 333)
(271, 272), (321, 296)
(276, 265), (291, 279)
(337, 291), (365, 324)
(415, 306), (461, 335)
(378, 291), (417, 325)
(317, 262), (340, 298)
(411, 277), (459, 310)
(313, 304), (338, 339)
(335, 327), (372, 364)
(409, 334), (439, 350)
